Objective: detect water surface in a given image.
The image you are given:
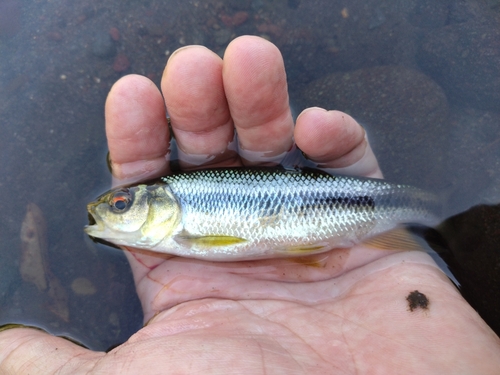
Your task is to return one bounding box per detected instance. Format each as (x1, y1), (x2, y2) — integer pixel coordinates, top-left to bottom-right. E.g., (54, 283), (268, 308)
(1, 0), (499, 349)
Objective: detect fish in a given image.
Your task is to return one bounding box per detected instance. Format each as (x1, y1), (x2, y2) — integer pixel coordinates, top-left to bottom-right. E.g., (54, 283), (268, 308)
(85, 167), (439, 261)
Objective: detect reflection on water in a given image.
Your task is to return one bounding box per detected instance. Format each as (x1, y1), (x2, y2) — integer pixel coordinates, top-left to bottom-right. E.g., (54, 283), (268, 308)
(0, 0), (499, 349)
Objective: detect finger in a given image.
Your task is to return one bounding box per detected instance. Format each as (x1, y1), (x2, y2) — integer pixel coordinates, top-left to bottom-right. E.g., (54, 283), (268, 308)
(0, 328), (102, 374)
(162, 46), (238, 169)
(295, 108), (383, 178)
(223, 35), (294, 164)
(105, 74), (170, 184)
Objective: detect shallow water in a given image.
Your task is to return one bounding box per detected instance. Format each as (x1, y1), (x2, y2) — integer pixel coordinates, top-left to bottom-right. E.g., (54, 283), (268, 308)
(0, 0), (499, 349)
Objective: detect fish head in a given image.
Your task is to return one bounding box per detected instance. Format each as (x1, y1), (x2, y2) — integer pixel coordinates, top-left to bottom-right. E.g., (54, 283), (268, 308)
(85, 184), (180, 248)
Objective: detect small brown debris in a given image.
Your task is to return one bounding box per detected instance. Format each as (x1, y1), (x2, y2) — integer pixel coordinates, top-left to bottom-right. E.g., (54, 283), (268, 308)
(256, 23), (283, 38)
(406, 290), (429, 312)
(47, 31), (63, 41)
(109, 27), (120, 41)
(219, 11), (248, 28)
(112, 54), (130, 72)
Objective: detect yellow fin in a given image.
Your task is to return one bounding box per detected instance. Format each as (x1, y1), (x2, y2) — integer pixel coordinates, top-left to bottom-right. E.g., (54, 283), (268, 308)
(175, 234), (247, 248)
(288, 255), (328, 267)
(362, 227), (426, 251)
(284, 244), (326, 254)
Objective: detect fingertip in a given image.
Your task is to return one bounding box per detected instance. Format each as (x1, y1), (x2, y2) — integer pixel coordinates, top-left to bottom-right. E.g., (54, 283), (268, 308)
(162, 45), (221, 92)
(295, 109), (381, 177)
(223, 36), (287, 122)
(161, 45), (236, 164)
(224, 35), (280, 63)
(295, 108), (364, 163)
(162, 46), (225, 129)
(105, 74), (158, 117)
(223, 35), (294, 158)
(105, 74), (170, 182)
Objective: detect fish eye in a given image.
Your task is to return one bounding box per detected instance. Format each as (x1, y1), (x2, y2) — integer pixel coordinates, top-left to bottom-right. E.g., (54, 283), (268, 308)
(109, 191), (131, 212)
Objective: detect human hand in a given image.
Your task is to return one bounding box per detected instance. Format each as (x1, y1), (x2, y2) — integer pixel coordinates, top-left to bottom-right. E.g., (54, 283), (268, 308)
(1, 36), (499, 374)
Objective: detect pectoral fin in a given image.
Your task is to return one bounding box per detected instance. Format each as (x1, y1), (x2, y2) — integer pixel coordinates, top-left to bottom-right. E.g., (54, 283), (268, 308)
(175, 233), (248, 248)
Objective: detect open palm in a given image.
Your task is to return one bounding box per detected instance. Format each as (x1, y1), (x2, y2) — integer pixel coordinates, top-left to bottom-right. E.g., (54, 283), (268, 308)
(1, 36), (499, 375)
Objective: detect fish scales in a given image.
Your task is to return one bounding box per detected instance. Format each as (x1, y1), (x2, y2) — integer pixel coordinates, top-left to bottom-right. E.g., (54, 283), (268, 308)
(85, 167), (438, 261)
(166, 169), (369, 241)
(163, 168), (436, 257)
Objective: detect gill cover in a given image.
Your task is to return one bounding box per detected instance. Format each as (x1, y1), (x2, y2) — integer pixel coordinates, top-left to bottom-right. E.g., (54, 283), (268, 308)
(140, 185), (181, 245)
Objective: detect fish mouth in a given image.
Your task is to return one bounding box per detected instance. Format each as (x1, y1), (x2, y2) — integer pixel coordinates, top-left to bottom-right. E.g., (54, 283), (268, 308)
(84, 222), (101, 236)
(84, 204), (105, 236)
(84, 211), (131, 251)
(87, 212), (96, 226)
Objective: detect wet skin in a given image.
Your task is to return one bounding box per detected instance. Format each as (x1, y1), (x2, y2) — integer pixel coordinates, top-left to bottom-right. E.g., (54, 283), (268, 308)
(1, 36), (499, 374)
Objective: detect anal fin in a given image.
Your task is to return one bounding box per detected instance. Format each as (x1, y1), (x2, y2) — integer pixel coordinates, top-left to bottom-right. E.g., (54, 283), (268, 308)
(363, 226), (461, 287)
(284, 244), (327, 255)
(362, 227), (427, 251)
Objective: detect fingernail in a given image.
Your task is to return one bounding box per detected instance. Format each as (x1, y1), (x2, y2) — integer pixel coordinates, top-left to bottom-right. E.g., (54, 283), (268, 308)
(106, 151), (113, 174)
(296, 107), (328, 121)
(169, 45), (209, 59)
(0, 323), (48, 333)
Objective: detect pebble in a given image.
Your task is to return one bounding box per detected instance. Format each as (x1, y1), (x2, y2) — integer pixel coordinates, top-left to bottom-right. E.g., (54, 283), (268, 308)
(220, 11), (249, 27)
(91, 31), (116, 58)
(112, 53), (130, 72)
(417, 20), (500, 111)
(302, 65), (449, 186)
(71, 277), (97, 295)
(109, 27), (120, 41)
(214, 28), (232, 46)
(47, 31), (63, 41)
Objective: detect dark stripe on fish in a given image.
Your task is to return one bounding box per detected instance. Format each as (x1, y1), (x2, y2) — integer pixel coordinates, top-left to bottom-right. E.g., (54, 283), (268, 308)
(314, 195), (376, 209)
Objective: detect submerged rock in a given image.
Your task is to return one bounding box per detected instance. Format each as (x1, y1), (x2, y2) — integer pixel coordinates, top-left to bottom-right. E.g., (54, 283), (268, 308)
(91, 31), (116, 58)
(302, 65), (449, 186)
(417, 20), (500, 111)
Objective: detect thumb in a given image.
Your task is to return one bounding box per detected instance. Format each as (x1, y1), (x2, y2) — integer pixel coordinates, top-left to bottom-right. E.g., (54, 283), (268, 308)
(0, 328), (103, 374)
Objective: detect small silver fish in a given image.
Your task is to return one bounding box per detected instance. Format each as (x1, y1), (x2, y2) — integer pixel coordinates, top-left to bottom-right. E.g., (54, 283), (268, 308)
(85, 167), (438, 261)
